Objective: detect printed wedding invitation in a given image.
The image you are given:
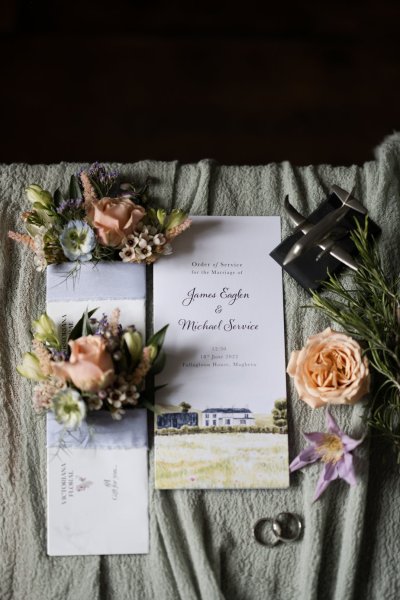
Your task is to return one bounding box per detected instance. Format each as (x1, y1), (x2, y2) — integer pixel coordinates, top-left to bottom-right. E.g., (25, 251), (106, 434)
(153, 216), (289, 489)
(46, 262), (149, 555)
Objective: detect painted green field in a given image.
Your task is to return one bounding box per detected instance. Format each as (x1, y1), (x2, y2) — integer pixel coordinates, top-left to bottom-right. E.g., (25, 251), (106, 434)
(155, 432), (289, 489)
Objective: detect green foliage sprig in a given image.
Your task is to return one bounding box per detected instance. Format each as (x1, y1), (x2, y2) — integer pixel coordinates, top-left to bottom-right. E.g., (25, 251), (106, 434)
(311, 219), (400, 459)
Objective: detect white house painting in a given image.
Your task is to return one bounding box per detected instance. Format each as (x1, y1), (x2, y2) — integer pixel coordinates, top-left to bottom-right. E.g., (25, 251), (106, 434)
(202, 408), (254, 427)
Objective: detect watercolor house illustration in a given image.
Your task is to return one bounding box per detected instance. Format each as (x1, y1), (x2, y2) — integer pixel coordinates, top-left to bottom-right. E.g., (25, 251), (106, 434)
(202, 408), (254, 427)
(157, 412), (199, 430)
(156, 408), (256, 430)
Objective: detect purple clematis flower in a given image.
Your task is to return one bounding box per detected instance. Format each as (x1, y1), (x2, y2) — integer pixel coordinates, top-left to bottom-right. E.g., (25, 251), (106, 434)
(290, 410), (365, 501)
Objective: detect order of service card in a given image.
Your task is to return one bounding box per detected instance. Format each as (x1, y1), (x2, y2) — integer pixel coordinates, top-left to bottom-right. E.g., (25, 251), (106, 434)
(153, 216), (289, 490)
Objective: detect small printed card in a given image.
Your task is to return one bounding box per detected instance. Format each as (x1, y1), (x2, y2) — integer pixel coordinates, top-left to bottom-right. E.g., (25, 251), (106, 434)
(46, 262), (149, 555)
(153, 216), (289, 489)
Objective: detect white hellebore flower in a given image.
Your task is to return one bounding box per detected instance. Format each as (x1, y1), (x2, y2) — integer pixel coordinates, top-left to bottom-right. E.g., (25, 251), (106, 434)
(26, 184), (53, 210)
(17, 352), (46, 381)
(32, 313), (60, 348)
(123, 330), (142, 363)
(52, 389), (86, 428)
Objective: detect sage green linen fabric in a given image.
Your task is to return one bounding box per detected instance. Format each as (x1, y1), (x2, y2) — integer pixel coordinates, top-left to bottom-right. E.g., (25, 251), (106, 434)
(1, 134), (400, 600)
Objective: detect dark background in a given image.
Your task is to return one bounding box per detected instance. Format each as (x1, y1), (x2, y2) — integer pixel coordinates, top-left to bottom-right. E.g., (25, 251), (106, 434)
(1, 0), (399, 165)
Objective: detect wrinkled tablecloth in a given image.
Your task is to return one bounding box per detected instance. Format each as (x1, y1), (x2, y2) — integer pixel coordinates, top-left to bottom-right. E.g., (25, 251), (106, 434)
(1, 134), (400, 600)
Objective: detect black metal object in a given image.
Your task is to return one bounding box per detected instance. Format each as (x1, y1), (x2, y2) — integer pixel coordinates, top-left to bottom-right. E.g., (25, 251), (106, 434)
(270, 191), (380, 292)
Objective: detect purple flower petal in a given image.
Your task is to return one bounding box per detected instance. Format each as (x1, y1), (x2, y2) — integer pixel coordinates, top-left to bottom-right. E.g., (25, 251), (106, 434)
(322, 460), (339, 482)
(313, 466), (334, 501)
(341, 433), (365, 453)
(289, 445), (319, 472)
(337, 453), (357, 486)
(303, 432), (326, 445)
(326, 410), (342, 436)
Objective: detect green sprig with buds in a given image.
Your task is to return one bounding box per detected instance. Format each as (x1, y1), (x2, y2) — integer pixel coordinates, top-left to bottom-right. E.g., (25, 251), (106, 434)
(311, 218), (400, 460)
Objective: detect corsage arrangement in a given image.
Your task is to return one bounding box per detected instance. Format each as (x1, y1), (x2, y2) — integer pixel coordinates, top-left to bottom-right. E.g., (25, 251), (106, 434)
(17, 308), (167, 426)
(8, 162), (191, 271)
(287, 219), (399, 499)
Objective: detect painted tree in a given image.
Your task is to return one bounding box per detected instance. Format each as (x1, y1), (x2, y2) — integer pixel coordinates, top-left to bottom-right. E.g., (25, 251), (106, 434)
(272, 398), (288, 433)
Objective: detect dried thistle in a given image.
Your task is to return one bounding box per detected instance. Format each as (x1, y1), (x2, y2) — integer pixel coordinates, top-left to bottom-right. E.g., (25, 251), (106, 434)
(80, 171), (98, 209)
(166, 218), (192, 241)
(131, 346), (152, 385)
(109, 308), (121, 337)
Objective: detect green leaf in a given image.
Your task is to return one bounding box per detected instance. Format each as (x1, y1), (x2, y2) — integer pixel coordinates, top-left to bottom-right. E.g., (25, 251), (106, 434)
(157, 208), (166, 226)
(69, 175), (82, 200)
(146, 207), (157, 225)
(139, 398), (155, 413)
(68, 308), (98, 341)
(154, 383), (167, 392)
(53, 188), (65, 207)
(147, 325), (168, 350)
(149, 350), (166, 375)
(90, 178), (103, 199)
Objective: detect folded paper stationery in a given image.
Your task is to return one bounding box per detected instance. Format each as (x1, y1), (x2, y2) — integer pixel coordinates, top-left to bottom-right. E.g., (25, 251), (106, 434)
(46, 410), (149, 555)
(46, 262), (146, 339)
(153, 216), (289, 489)
(46, 261), (149, 555)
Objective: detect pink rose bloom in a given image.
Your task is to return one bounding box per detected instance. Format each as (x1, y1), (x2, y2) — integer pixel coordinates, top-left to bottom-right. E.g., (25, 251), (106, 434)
(287, 327), (370, 408)
(52, 335), (115, 392)
(90, 197), (146, 248)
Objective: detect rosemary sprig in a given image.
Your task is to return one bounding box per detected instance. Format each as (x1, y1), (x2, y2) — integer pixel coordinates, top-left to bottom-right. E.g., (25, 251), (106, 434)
(310, 218), (400, 459)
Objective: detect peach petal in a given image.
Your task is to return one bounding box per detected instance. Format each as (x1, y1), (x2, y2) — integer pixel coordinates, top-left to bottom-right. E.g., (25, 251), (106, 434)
(286, 350), (300, 376)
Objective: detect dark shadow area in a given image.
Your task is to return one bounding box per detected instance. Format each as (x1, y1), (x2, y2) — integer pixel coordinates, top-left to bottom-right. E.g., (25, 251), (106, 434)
(1, 0), (400, 165)
(353, 435), (400, 599)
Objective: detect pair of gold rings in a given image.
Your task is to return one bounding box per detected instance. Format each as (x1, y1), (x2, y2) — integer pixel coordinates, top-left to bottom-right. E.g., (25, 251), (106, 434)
(253, 512), (303, 547)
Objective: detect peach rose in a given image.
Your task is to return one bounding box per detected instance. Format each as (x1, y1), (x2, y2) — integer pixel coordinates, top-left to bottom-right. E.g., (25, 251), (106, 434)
(90, 197), (146, 247)
(52, 335), (115, 392)
(287, 327), (370, 408)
